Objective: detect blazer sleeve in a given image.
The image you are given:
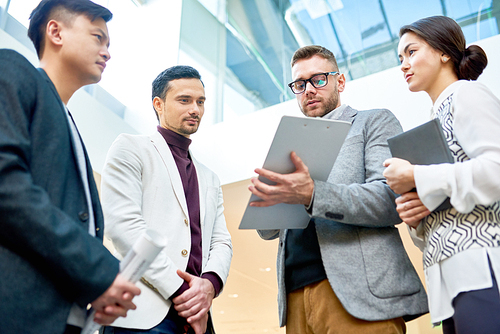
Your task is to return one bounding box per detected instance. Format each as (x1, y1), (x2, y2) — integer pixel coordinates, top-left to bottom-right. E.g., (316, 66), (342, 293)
(311, 109), (403, 227)
(0, 50), (118, 306)
(101, 134), (186, 299)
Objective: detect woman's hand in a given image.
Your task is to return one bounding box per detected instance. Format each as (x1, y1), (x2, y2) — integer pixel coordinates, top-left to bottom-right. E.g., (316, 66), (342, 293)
(396, 192), (431, 229)
(383, 158), (416, 194)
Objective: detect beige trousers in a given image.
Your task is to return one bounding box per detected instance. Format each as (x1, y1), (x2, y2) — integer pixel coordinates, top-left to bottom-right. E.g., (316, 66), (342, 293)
(286, 279), (406, 334)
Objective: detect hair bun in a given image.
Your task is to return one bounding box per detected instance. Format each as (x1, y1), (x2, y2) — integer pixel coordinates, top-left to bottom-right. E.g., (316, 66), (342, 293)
(459, 45), (488, 80)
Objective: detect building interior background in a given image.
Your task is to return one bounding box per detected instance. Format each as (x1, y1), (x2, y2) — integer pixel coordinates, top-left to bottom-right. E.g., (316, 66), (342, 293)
(1, 0), (500, 333)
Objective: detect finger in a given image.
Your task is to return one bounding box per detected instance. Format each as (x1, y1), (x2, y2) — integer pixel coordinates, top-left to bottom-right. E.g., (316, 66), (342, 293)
(248, 184), (277, 205)
(175, 302), (196, 315)
(249, 198), (277, 207)
(250, 178), (274, 194)
(93, 312), (119, 326)
(290, 152), (306, 171)
(177, 270), (194, 283)
(177, 304), (202, 319)
(248, 184), (267, 201)
(383, 158), (392, 167)
(399, 206), (430, 223)
(125, 284), (141, 297)
(103, 304), (130, 317)
(401, 207), (430, 220)
(395, 192), (419, 205)
(120, 291), (135, 304)
(172, 290), (194, 306)
(396, 201), (414, 214)
(254, 168), (281, 183)
(403, 207), (429, 227)
(186, 309), (206, 324)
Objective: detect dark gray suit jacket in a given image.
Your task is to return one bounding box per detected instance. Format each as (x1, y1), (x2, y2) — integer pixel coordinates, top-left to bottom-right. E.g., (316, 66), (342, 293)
(259, 106), (428, 326)
(0, 49), (119, 334)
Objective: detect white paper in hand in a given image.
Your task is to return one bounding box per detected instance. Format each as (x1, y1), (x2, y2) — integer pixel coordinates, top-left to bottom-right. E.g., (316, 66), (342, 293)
(81, 230), (166, 334)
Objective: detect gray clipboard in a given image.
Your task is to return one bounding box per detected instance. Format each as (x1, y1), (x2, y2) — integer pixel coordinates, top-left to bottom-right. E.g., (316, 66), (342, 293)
(239, 115), (351, 230)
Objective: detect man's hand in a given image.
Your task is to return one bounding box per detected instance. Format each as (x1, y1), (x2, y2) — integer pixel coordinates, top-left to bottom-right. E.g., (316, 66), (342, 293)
(91, 273), (141, 325)
(383, 158), (416, 194)
(396, 192), (431, 229)
(249, 152), (314, 207)
(172, 270), (214, 326)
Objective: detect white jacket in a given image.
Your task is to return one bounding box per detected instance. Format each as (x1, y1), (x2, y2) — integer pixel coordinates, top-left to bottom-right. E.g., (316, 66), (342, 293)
(101, 132), (232, 329)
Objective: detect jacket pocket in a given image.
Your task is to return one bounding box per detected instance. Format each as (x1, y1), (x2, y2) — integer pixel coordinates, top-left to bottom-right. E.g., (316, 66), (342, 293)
(358, 227), (422, 298)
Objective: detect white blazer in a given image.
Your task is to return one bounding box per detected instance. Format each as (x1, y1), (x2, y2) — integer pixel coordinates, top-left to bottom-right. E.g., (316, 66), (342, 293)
(101, 132), (232, 329)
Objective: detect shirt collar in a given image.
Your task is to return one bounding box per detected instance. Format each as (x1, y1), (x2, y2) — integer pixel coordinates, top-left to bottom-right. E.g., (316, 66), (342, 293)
(322, 104), (348, 120)
(432, 80), (466, 114)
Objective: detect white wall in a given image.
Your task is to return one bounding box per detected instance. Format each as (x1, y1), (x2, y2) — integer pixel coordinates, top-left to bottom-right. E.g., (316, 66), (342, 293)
(191, 34), (500, 185)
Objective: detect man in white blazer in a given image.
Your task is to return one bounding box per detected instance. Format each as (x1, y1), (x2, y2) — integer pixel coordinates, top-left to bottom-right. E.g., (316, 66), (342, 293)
(100, 66), (232, 334)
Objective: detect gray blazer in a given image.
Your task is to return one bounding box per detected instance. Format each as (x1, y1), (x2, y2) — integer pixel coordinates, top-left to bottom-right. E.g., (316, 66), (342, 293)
(259, 106), (428, 326)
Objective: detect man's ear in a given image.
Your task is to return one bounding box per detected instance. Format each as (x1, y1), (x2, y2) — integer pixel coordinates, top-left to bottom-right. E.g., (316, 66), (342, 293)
(153, 96), (164, 117)
(337, 73), (346, 93)
(45, 20), (64, 48)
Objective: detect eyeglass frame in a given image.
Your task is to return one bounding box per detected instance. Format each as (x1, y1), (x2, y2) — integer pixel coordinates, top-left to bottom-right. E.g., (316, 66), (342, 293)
(287, 71), (340, 94)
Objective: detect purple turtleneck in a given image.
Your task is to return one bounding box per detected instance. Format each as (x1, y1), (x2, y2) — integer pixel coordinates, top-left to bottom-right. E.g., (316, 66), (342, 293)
(157, 126), (222, 297)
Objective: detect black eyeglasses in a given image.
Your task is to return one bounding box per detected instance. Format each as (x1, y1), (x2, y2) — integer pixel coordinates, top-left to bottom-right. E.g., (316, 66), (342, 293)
(288, 71), (339, 94)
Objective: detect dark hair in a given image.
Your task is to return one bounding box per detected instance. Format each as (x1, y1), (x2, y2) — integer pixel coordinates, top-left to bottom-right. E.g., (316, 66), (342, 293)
(291, 45), (339, 70)
(399, 16), (487, 80)
(151, 65), (203, 120)
(28, 0), (112, 59)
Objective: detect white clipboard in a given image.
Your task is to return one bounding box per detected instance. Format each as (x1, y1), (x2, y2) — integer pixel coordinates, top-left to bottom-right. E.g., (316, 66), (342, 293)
(239, 115), (351, 230)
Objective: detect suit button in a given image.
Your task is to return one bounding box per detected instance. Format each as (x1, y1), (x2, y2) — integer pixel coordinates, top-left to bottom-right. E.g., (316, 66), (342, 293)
(78, 211), (89, 222)
(181, 249), (188, 257)
(95, 227), (100, 232)
(184, 219), (189, 226)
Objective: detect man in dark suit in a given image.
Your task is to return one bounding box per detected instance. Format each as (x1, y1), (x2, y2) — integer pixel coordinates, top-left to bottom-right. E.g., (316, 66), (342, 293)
(0, 1), (140, 333)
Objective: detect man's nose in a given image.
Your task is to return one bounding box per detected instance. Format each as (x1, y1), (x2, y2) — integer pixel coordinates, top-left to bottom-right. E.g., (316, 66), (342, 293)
(189, 102), (201, 115)
(304, 80), (316, 94)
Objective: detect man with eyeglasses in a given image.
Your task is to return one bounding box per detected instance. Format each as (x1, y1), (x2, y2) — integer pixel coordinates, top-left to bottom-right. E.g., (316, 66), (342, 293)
(250, 45), (428, 333)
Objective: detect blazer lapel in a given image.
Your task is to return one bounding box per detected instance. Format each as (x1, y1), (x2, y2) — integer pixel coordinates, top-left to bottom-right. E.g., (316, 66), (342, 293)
(150, 131), (189, 219)
(37, 69), (82, 167)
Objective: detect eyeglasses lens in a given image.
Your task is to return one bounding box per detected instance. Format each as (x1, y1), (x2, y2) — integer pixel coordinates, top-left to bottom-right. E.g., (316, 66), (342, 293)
(312, 74), (327, 87)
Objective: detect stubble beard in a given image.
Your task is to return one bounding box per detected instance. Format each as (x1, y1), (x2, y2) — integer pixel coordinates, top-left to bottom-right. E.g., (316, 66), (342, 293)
(179, 118), (200, 136)
(300, 93), (339, 118)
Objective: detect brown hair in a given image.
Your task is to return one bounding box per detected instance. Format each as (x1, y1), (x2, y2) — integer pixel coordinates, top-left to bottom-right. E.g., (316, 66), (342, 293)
(291, 45), (339, 70)
(399, 16), (487, 80)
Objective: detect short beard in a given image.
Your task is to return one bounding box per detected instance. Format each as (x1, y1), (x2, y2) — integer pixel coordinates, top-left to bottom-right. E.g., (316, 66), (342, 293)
(300, 91), (339, 118)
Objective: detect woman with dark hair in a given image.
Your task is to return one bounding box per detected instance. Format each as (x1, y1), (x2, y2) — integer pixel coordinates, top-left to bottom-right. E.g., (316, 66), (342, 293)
(383, 16), (500, 334)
